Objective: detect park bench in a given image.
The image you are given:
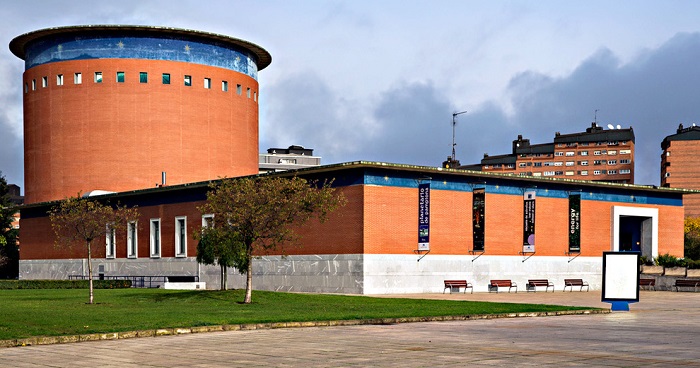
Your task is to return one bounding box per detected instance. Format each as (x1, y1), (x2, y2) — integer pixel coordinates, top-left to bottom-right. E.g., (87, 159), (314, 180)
(639, 278), (655, 291)
(443, 280), (473, 294)
(526, 279), (554, 293)
(563, 278), (589, 292)
(674, 279), (700, 292)
(489, 279), (517, 293)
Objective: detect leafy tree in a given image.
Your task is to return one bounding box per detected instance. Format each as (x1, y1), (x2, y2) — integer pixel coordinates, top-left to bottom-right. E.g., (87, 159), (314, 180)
(199, 176), (346, 303)
(685, 216), (700, 260)
(0, 173), (19, 278)
(49, 195), (139, 304)
(196, 228), (244, 290)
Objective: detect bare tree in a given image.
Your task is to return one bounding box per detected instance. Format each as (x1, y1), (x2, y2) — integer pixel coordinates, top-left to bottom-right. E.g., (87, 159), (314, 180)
(49, 195), (139, 304)
(199, 176), (345, 303)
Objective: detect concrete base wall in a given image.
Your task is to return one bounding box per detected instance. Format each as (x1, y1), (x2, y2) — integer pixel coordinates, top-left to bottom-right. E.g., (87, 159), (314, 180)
(19, 254), (603, 294)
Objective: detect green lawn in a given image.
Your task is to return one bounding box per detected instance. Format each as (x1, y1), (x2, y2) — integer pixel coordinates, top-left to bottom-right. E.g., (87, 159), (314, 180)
(0, 289), (593, 340)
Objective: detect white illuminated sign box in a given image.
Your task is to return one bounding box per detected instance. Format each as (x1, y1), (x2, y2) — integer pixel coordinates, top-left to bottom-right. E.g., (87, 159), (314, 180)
(601, 251), (640, 303)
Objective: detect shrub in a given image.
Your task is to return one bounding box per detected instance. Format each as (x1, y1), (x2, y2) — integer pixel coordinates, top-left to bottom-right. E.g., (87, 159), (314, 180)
(655, 253), (684, 268)
(687, 259), (700, 269)
(0, 279), (131, 289)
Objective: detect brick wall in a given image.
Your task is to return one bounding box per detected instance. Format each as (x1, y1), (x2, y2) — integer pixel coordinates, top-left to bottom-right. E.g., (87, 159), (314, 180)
(22, 59), (259, 204)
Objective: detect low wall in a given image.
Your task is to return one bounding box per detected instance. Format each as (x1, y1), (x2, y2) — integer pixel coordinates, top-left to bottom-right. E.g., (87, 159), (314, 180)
(20, 254), (604, 294)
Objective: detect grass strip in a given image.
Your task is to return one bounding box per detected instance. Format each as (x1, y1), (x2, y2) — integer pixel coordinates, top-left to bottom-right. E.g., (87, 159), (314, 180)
(0, 289), (595, 340)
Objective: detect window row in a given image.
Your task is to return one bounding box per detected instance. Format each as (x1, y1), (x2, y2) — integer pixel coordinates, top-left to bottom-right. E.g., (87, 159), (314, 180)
(25, 72), (257, 100)
(530, 169), (631, 177)
(105, 215), (213, 259)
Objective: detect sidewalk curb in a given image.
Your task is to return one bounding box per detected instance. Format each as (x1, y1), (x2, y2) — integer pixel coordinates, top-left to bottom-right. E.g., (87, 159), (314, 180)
(0, 308), (607, 349)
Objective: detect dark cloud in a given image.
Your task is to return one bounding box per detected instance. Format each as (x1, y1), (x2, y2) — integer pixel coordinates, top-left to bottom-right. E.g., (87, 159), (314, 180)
(265, 31), (700, 186)
(0, 61), (24, 188)
(456, 32), (700, 185)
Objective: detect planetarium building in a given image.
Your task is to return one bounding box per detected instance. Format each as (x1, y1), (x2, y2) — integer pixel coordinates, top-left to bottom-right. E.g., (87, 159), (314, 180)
(10, 25), (271, 204)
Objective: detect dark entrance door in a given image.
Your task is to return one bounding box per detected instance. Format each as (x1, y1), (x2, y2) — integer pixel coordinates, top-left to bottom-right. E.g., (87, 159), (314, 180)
(619, 216), (645, 252)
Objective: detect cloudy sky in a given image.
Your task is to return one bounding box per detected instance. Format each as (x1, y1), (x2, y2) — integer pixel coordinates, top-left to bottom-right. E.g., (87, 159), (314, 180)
(2, 1), (700, 189)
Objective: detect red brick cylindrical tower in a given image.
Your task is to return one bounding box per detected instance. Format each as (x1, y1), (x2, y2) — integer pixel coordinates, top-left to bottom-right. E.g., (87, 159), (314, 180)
(10, 25), (271, 204)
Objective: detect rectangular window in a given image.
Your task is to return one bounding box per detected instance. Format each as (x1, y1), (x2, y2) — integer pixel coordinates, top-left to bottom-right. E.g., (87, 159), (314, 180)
(608, 150), (617, 155)
(620, 169), (631, 174)
(184, 75), (192, 86)
(554, 171), (563, 176)
(204, 78), (211, 89)
(532, 172), (541, 177)
(581, 170), (588, 175)
(254, 91), (257, 101)
(42, 76), (48, 88)
(580, 142), (589, 146)
(543, 171), (555, 176)
(553, 162), (563, 166)
(580, 151), (588, 156)
(247, 87), (251, 98)
(117, 72), (125, 83)
(533, 162), (542, 167)
(608, 170), (617, 175)
(175, 216), (187, 258)
(608, 160), (617, 165)
(57, 74), (64, 86)
(106, 225), (116, 259)
(140, 72), (148, 83)
(594, 160), (602, 165)
(162, 73), (170, 84)
(565, 171), (574, 176)
(594, 150), (601, 155)
(202, 214), (214, 228)
(581, 161), (589, 166)
(594, 170), (601, 175)
(620, 150), (631, 154)
(519, 163), (527, 168)
(620, 159), (631, 164)
(555, 152), (564, 156)
(565, 161), (574, 166)
(94, 72), (102, 83)
(150, 218), (161, 258)
(127, 221), (138, 258)
(222, 80), (228, 91)
(74, 73), (82, 84)
(565, 151), (575, 156)
(236, 84), (242, 95)
(31, 79), (36, 90)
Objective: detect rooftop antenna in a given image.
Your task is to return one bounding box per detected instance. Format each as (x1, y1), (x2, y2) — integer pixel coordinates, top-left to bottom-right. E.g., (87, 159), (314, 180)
(594, 109), (599, 124)
(451, 110), (468, 161)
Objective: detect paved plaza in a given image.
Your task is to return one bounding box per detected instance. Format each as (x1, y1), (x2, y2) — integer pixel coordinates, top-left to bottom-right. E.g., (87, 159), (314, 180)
(1, 290), (699, 367)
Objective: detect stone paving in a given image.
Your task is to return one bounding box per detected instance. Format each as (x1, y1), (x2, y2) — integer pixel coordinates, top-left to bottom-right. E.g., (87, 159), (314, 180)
(1, 290), (699, 367)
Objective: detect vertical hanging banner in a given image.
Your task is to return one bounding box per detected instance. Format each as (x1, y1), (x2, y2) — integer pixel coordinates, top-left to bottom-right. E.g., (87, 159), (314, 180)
(522, 190), (536, 253)
(569, 194), (581, 252)
(418, 183), (430, 251)
(472, 189), (485, 251)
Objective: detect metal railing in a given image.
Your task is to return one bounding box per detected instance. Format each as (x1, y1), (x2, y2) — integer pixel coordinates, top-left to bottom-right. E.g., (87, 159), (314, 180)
(68, 275), (199, 288)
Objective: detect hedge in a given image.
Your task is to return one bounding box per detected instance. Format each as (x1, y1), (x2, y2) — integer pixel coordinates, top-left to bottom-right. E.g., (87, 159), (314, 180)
(0, 279), (132, 289)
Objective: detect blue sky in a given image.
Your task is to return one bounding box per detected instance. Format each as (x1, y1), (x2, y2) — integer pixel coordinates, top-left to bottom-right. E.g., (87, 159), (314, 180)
(2, 1), (700, 188)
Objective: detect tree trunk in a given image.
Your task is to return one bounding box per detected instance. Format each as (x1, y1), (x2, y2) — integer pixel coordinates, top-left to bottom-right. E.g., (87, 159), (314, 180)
(86, 240), (94, 304)
(220, 263), (227, 291)
(244, 243), (253, 304)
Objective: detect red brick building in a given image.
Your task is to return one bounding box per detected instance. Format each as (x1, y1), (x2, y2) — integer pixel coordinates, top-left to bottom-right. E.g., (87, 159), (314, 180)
(18, 162), (688, 293)
(10, 26), (271, 204)
(661, 124), (700, 217)
(462, 123), (635, 184)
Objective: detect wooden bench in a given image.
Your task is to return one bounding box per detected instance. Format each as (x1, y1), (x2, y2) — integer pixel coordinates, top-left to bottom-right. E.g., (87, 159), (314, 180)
(563, 278), (589, 292)
(443, 280), (473, 294)
(674, 279), (700, 292)
(489, 279), (517, 293)
(526, 279), (554, 293)
(639, 278), (655, 291)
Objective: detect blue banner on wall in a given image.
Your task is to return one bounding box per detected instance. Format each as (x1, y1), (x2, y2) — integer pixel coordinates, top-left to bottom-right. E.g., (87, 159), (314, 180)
(418, 183), (430, 250)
